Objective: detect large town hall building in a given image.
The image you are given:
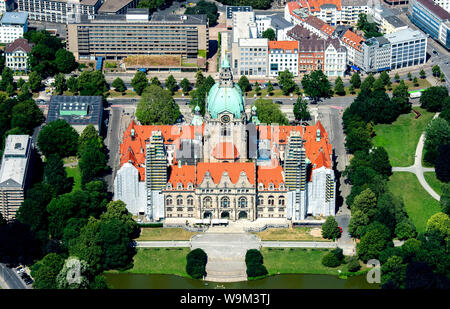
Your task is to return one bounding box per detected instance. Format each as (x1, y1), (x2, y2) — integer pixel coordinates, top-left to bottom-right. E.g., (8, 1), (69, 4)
(114, 59), (336, 223)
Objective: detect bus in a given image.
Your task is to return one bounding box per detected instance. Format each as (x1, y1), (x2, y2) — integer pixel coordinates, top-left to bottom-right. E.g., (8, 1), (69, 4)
(408, 88), (426, 99)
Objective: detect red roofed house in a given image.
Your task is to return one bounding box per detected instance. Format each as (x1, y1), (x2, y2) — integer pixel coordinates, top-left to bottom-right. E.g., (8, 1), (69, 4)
(114, 59), (336, 223)
(4, 37), (32, 72)
(268, 40), (299, 77)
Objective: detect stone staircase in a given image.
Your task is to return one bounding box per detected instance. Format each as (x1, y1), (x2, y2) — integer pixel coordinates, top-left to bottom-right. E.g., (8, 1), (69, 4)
(205, 257), (247, 282)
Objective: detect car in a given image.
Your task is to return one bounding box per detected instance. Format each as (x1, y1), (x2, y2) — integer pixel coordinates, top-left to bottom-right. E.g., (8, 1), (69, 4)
(339, 226), (343, 233)
(16, 266), (24, 274)
(275, 100), (283, 104)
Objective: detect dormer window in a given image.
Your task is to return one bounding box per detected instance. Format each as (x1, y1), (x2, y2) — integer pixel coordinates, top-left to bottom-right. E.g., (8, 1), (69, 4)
(177, 183), (183, 190)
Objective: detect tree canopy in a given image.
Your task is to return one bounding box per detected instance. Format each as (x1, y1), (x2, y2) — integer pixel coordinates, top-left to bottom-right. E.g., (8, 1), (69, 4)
(301, 70), (331, 102)
(254, 99), (289, 125)
(136, 85), (181, 125)
(38, 119), (80, 158)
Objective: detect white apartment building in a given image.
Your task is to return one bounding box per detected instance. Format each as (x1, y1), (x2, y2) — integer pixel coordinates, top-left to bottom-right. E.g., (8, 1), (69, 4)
(324, 38), (347, 76)
(339, 29), (364, 66)
(232, 38), (269, 78)
(0, 12), (28, 44)
(0, 0), (14, 14)
(4, 38), (32, 71)
(268, 41), (299, 77)
(17, 0), (103, 24)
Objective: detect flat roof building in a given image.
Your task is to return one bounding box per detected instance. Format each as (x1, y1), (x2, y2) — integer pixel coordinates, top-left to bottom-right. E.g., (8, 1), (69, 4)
(67, 11), (209, 60)
(0, 135), (33, 221)
(47, 96), (103, 134)
(0, 12), (29, 44)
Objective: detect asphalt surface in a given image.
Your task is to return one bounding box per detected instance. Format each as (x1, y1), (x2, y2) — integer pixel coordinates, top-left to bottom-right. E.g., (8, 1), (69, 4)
(0, 263), (28, 289)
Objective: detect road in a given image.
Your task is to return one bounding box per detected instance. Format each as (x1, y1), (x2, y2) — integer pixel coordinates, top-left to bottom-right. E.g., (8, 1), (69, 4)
(0, 263), (28, 289)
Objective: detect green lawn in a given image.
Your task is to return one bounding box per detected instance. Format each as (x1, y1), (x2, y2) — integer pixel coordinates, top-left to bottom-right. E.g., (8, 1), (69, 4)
(122, 248), (190, 277)
(65, 166), (82, 191)
(373, 107), (434, 167)
(388, 172), (441, 233)
(424, 172), (445, 196)
(261, 248), (343, 276)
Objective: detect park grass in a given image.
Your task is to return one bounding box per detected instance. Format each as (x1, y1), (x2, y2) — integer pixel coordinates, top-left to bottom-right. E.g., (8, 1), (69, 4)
(373, 107), (434, 167)
(423, 172), (445, 196)
(122, 248), (190, 277)
(261, 248), (342, 276)
(137, 228), (198, 241)
(254, 227), (331, 242)
(388, 172), (441, 233)
(65, 166), (82, 191)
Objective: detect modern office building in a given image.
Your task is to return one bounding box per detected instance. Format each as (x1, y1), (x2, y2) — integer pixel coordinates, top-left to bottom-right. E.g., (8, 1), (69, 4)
(409, 0), (450, 49)
(0, 0), (14, 14)
(67, 9), (209, 60)
(0, 12), (28, 44)
(226, 5), (253, 29)
(47, 95), (103, 134)
(4, 38), (32, 72)
(385, 28), (427, 70)
(114, 59), (336, 223)
(0, 135), (33, 221)
(359, 36), (391, 73)
(232, 38), (268, 78)
(268, 41), (299, 77)
(17, 0), (103, 23)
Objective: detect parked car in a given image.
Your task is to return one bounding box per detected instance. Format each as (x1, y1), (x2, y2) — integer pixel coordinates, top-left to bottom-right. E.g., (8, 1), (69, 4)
(16, 266), (24, 274)
(275, 100), (283, 104)
(339, 226), (343, 234)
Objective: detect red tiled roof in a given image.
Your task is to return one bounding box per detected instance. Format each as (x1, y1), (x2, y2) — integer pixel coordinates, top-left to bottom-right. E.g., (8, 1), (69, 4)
(269, 40), (299, 52)
(341, 29), (364, 52)
(257, 165), (285, 189)
(212, 142), (240, 160)
(167, 165), (196, 189)
(4, 38), (32, 54)
(197, 162), (256, 186)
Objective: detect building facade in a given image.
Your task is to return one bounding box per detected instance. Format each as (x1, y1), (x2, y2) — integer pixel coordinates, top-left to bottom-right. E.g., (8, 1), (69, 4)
(17, 0), (102, 23)
(359, 36), (391, 73)
(269, 41), (299, 77)
(232, 38), (268, 78)
(324, 38), (347, 76)
(0, 135), (33, 221)
(114, 59), (336, 223)
(339, 29), (364, 66)
(0, 12), (28, 44)
(386, 28), (427, 70)
(409, 0), (450, 49)
(4, 38), (32, 72)
(67, 9), (209, 60)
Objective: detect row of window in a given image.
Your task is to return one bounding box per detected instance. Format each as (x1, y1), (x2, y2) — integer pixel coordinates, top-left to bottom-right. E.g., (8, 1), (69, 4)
(166, 196), (286, 207)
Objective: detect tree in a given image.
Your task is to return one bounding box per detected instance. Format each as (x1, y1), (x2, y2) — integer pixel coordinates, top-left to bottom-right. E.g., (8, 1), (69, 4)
(334, 76), (345, 96)
(79, 146), (107, 186)
(112, 78), (126, 93)
(435, 144), (450, 182)
(78, 124), (104, 157)
(245, 249), (267, 278)
(392, 80), (410, 114)
(29, 71), (43, 92)
(180, 78), (191, 94)
(54, 73), (67, 95)
(301, 70), (331, 103)
(423, 117), (450, 164)
(369, 147), (392, 178)
(0, 67), (14, 91)
(420, 69), (426, 79)
(165, 75), (177, 94)
(195, 71), (205, 88)
(184, 0), (218, 26)
(321, 248), (344, 267)
(261, 28), (276, 40)
(321, 216), (341, 240)
(381, 255), (406, 289)
(267, 81), (274, 95)
(395, 219), (417, 240)
(78, 70), (108, 96)
(357, 223), (392, 262)
(38, 119), (80, 158)
(136, 85), (181, 125)
(11, 99), (44, 135)
(67, 76), (78, 94)
(150, 76), (161, 87)
(203, 75), (215, 93)
(131, 71), (148, 96)
(31, 253), (65, 289)
(17, 183), (53, 233)
(293, 97), (310, 121)
(186, 248), (207, 279)
(254, 99), (289, 125)
(254, 82), (261, 95)
(347, 257), (361, 272)
(432, 65), (441, 77)
(413, 76), (419, 87)
(420, 86), (449, 112)
(348, 189), (378, 238)
(238, 75), (251, 92)
(441, 183), (450, 215)
(407, 72), (412, 81)
(350, 72), (361, 89)
(54, 49), (76, 74)
(277, 69), (296, 95)
(394, 73), (400, 83)
(345, 126), (372, 154)
(426, 212), (450, 241)
(44, 154), (73, 196)
(380, 71), (391, 87)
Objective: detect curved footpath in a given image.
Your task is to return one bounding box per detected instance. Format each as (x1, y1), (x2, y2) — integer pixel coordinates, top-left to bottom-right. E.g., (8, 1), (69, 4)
(391, 113), (440, 201)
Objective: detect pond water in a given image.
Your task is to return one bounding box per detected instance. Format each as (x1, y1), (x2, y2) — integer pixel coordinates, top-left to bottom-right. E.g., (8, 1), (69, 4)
(105, 273), (380, 289)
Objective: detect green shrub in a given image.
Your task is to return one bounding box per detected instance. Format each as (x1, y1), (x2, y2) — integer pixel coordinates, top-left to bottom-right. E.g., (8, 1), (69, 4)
(139, 223), (163, 228)
(246, 263), (268, 278)
(186, 248), (207, 279)
(347, 257), (361, 272)
(245, 249), (263, 265)
(321, 248), (345, 268)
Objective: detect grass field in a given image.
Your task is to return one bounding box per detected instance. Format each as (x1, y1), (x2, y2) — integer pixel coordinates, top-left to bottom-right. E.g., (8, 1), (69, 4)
(373, 107), (434, 167)
(254, 227), (330, 242)
(424, 172), (445, 196)
(388, 172), (441, 233)
(65, 166), (82, 191)
(123, 248), (190, 277)
(137, 228), (198, 241)
(261, 248), (343, 276)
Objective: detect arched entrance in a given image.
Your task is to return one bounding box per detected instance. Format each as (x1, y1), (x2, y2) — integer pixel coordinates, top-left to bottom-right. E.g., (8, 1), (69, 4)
(221, 211), (230, 219)
(238, 211), (248, 220)
(203, 211), (212, 219)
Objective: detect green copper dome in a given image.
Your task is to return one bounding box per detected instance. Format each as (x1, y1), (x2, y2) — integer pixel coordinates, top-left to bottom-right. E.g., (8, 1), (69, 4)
(207, 83), (245, 119)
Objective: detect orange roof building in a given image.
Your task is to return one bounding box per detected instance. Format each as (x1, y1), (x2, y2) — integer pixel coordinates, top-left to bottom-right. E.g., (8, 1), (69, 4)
(114, 58), (336, 222)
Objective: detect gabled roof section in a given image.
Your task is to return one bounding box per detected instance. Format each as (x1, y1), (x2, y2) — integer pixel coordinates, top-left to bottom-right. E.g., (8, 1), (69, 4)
(341, 29), (364, 52)
(5, 38), (32, 54)
(197, 162), (255, 186)
(167, 165), (196, 189)
(257, 165), (284, 189)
